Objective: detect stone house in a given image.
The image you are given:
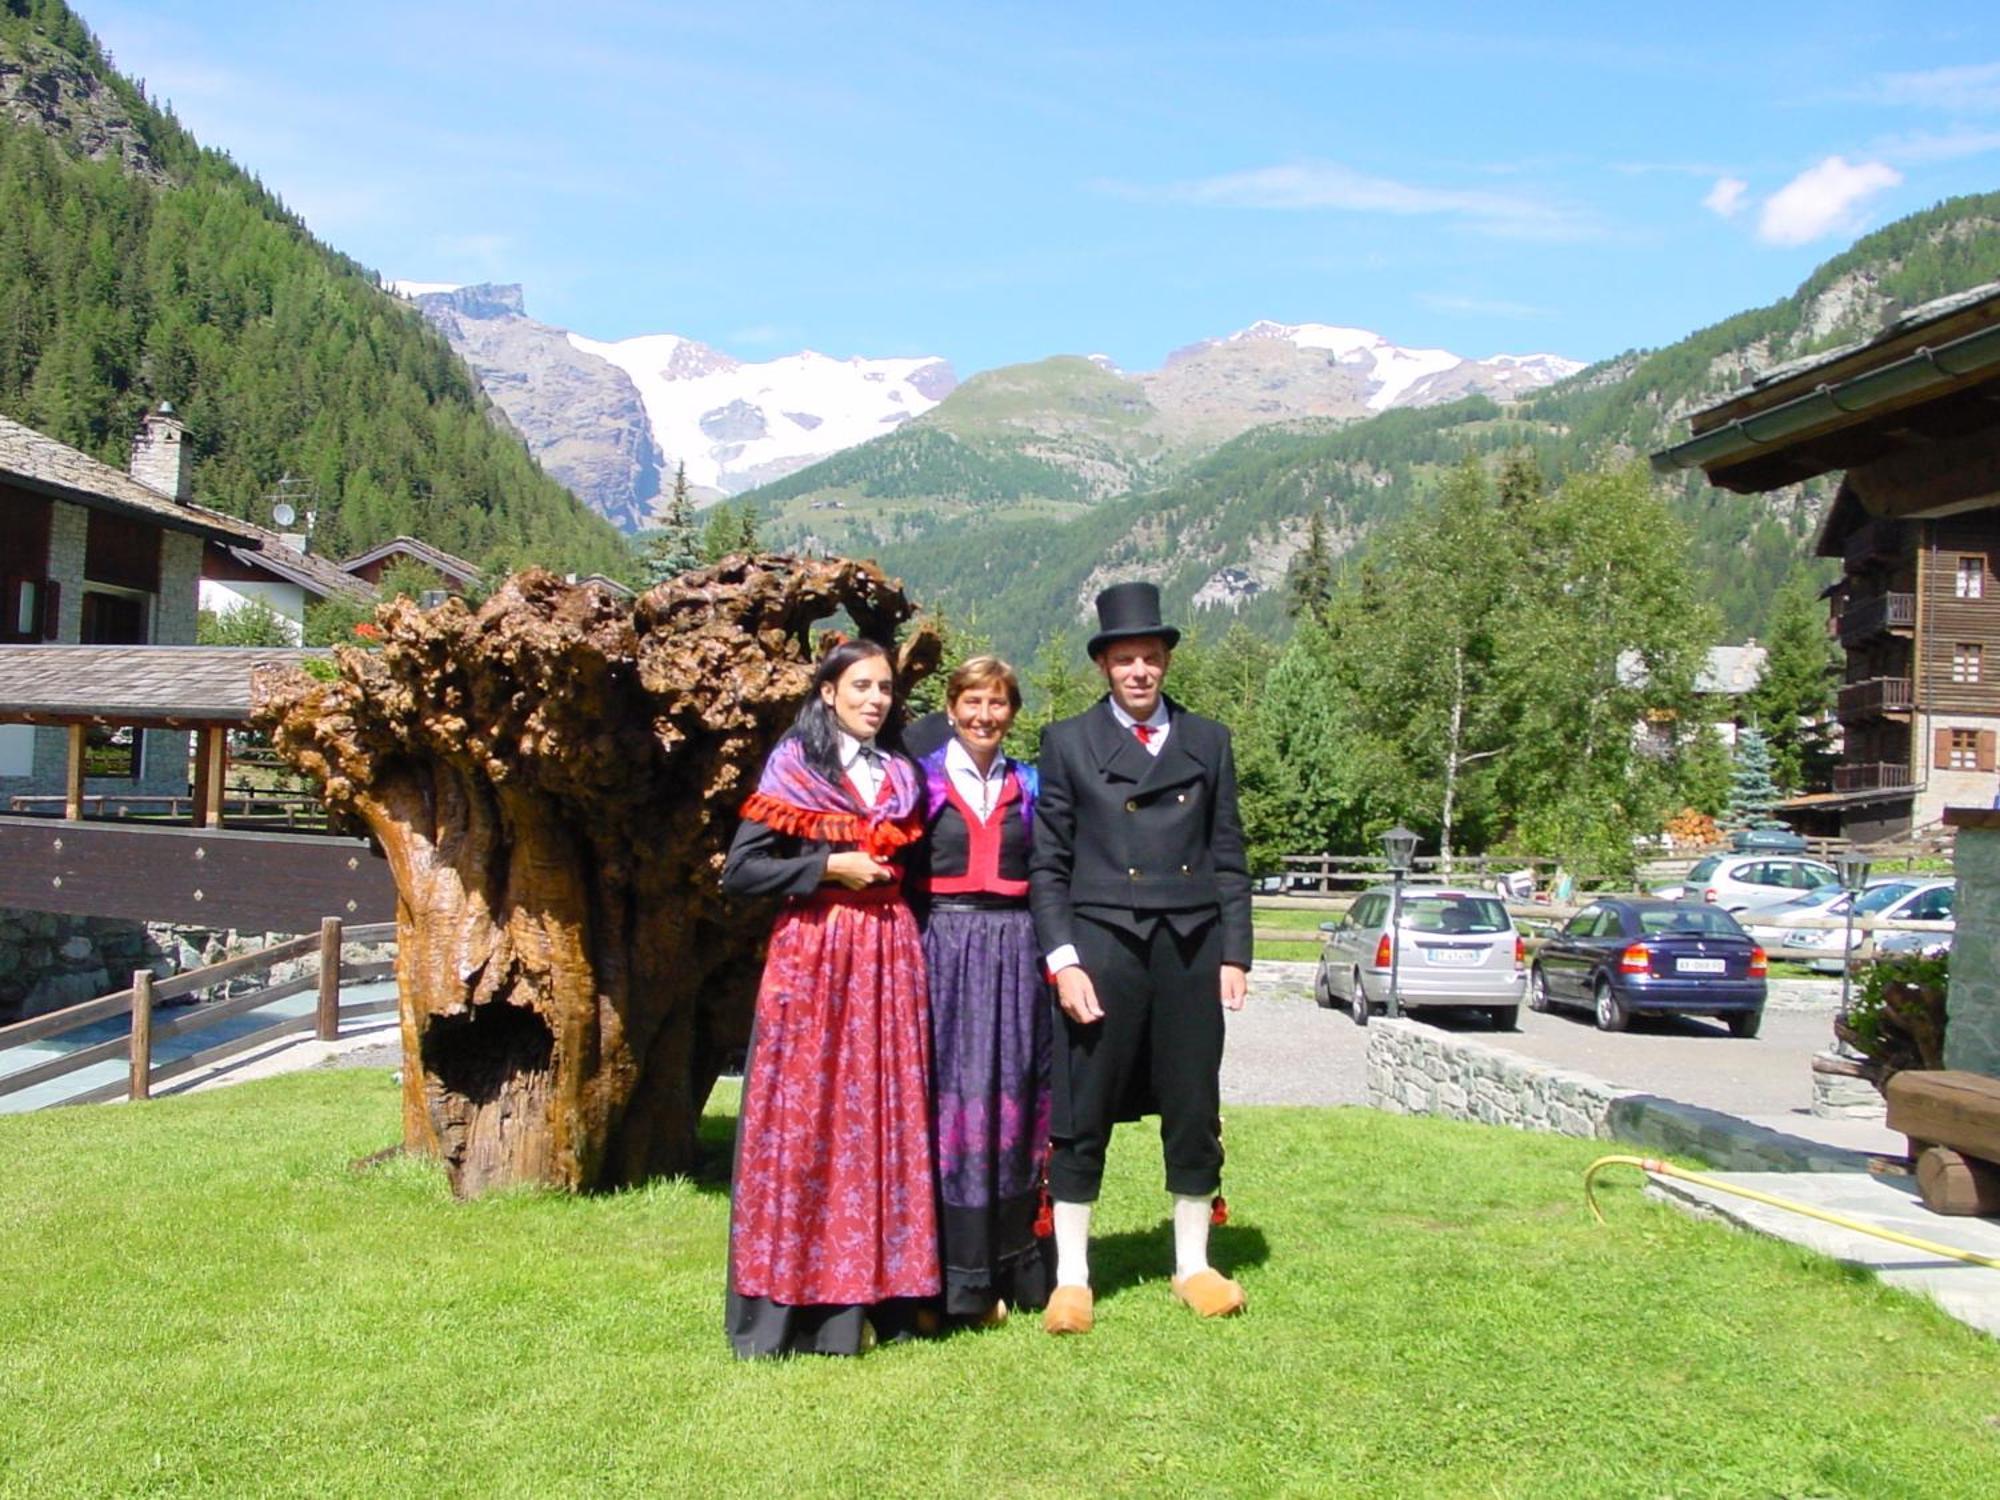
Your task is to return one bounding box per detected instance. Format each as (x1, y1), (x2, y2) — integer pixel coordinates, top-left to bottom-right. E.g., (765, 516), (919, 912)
(0, 405), (262, 802)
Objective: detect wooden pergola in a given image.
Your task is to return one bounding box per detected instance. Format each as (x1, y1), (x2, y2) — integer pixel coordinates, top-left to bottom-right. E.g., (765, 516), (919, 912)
(0, 644), (325, 827)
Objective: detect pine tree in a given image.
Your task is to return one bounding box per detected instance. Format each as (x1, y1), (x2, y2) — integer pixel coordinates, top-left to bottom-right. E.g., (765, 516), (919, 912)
(1725, 725), (1787, 829)
(641, 462), (701, 585)
(1746, 573), (1839, 792)
(734, 502), (759, 551)
(1286, 507), (1334, 623)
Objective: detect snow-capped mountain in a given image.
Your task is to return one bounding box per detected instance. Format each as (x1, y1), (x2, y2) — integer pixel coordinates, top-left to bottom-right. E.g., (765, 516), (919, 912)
(394, 283), (955, 527)
(397, 281), (1578, 533)
(568, 331), (956, 498)
(1160, 320), (1585, 415)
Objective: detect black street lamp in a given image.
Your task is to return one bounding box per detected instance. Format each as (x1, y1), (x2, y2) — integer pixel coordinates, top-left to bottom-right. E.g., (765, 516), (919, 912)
(1836, 849), (1873, 1020)
(1381, 825), (1418, 1019)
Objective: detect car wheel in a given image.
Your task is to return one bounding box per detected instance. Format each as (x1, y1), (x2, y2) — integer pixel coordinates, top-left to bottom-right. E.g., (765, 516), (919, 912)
(1350, 969), (1369, 1028)
(1488, 1006), (1519, 1032)
(1313, 962), (1333, 1009)
(1726, 1008), (1763, 1039)
(1593, 978), (1630, 1033)
(1529, 965), (1553, 1013)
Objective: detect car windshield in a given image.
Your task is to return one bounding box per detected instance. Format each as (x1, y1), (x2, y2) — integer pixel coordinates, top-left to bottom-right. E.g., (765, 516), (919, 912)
(1636, 907), (1745, 938)
(1396, 895), (1511, 935)
(1854, 882), (1921, 915)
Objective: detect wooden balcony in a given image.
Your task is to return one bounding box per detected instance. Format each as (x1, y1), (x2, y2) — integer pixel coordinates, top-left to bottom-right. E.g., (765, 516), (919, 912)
(1835, 590), (1916, 646)
(1837, 675), (1914, 720)
(1833, 761), (1915, 794)
(1843, 519), (1908, 572)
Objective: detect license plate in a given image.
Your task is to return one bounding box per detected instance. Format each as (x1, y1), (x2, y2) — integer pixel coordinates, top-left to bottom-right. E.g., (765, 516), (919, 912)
(1676, 958), (1725, 974)
(1425, 947), (1483, 965)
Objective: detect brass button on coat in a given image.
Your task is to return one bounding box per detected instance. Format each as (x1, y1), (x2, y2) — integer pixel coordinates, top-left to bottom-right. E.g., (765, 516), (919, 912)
(1177, 793), (1188, 803)
(1128, 867), (1139, 877)
(1126, 800), (1138, 812)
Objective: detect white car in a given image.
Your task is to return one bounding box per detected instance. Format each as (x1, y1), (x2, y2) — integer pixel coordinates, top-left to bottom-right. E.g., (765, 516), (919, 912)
(1655, 854), (1838, 912)
(1774, 879), (1954, 972)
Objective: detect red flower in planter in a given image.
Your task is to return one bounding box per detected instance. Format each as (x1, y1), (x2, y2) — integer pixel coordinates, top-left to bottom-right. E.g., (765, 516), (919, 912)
(353, 622), (383, 641)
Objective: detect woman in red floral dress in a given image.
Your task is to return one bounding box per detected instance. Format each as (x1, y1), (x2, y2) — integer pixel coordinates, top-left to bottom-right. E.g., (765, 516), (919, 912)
(721, 640), (940, 1358)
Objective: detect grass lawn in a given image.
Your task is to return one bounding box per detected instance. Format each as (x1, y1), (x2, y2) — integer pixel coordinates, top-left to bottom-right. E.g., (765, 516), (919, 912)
(4, 1073), (1998, 1497)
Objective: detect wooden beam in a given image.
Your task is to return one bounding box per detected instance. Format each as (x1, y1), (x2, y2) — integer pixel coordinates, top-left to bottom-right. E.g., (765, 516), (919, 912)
(64, 723), (84, 820)
(129, 968), (154, 1101)
(188, 727), (210, 828)
(202, 729), (228, 829)
(317, 916), (342, 1041)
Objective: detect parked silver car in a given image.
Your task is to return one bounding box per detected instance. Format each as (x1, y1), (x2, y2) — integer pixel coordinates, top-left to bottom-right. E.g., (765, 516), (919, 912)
(1315, 886), (1526, 1030)
(1652, 853), (1838, 911)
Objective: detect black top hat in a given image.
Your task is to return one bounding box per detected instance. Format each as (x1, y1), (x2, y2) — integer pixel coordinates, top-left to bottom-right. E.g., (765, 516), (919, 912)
(1088, 581), (1181, 658)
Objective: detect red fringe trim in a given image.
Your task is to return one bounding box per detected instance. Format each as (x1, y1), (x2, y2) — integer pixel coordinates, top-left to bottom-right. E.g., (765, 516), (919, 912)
(739, 792), (922, 859)
(1211, 1194), (1229, 1227)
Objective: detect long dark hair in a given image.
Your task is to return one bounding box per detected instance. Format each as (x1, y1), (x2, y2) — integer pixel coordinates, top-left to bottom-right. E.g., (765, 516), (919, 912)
(788, 639), (905, 784)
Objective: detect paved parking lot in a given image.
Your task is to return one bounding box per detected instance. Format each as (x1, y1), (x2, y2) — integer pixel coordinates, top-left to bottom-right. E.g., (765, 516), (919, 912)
(1223, 962), (1852, 1125)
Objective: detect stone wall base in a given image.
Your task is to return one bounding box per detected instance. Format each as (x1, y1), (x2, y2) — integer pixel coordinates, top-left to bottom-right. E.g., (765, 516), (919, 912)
(0, 909), (308, 1023)
(1365, 1018), (1876, 1173)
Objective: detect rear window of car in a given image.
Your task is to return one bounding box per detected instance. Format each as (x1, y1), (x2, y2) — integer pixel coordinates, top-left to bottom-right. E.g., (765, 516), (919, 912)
(1397, 895), (1511, 934)
(1687, 856), (1721, 881)
(1637, 907), (1745, 938)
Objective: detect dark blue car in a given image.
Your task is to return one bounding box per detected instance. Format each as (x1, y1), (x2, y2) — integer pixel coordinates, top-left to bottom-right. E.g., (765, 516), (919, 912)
(1530, 898), (1767, 1037)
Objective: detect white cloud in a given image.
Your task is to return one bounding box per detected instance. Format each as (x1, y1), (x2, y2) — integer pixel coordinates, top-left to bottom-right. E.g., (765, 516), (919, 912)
(1875, 127), (2000, 165)
(1107, 159), (1598, 241)
(1702, 176), (1749, 218)
(1417, 292), (1549, 319)
(1874, 61), (2000, 114)
(1755, 156), (1902, 246)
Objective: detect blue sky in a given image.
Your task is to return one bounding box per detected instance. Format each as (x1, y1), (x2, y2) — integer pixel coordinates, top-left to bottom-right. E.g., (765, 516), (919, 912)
(88, 1), (2000, 375)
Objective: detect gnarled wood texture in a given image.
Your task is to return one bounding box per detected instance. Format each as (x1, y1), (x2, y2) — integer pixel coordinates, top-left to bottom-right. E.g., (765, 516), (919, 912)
(255, 555), (938, 1197)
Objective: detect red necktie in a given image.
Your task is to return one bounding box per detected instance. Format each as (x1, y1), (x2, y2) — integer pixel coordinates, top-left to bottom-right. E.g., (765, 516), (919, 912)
(1133, 723), (1153, 746)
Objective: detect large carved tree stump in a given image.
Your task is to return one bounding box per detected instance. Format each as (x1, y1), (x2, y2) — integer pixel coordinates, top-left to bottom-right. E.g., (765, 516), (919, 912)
(255, 555), (938, 1197)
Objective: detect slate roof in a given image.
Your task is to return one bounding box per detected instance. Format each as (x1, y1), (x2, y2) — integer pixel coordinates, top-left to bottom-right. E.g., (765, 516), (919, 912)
(0, 412), (262, 543)
(214, 519), (374, 603)
(0, 645), (328, 726)
(341, 535), (483, 587)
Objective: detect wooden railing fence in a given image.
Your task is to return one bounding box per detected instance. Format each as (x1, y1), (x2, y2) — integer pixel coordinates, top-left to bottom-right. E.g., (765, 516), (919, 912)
(0, 918), (397, 1109)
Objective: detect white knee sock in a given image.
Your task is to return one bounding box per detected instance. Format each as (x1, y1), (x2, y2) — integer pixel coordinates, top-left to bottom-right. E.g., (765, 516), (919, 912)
(1173, 1194), (1213, 1279)
(1053, 1200), (1093, 1288)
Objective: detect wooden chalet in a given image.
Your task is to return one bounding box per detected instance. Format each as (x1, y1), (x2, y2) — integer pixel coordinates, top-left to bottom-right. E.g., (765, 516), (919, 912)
(1654, 281), (2000, 842)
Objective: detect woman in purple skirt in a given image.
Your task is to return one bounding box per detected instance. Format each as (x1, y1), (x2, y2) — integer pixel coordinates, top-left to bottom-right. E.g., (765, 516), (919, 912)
(911, 656), (1054, 1325)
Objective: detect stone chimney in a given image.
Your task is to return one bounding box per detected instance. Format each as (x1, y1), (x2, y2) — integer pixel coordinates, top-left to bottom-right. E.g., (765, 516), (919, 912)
(130, 402), (193, 502)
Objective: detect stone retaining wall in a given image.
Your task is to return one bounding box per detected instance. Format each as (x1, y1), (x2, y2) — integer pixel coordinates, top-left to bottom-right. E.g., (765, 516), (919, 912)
(1364, 1017), (1874, 1173)
(0, 909), (304, 1022)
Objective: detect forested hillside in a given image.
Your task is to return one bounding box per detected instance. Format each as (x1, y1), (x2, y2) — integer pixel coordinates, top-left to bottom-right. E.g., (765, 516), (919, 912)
(0, 0), (628, 575)
(862, 193), (2000, 665)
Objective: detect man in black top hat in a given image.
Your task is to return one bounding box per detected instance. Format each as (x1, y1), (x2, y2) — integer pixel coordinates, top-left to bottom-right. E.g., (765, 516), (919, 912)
(1029, 580), (1252, 1334)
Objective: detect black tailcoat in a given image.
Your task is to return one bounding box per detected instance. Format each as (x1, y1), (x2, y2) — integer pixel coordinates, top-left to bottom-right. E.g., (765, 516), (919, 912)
(1029, 696), (1252, 965)
(1028, 695), (1251, 1200)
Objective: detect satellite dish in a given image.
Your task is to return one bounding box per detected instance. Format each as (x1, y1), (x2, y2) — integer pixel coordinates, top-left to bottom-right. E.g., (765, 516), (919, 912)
(271, 501), (296, 527)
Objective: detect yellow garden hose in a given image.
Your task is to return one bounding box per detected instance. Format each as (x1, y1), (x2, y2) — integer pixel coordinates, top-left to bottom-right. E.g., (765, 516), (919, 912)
(1584, 1154), (2000, 1271)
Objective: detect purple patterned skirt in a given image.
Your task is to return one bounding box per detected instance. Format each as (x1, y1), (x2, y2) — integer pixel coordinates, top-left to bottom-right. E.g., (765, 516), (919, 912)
(921, 902), (1054, 1315)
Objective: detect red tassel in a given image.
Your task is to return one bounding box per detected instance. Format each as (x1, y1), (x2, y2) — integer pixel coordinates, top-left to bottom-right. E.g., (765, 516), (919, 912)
(1210, 1194), (1228, 1227)
(1033, 1183), (1054, 1239)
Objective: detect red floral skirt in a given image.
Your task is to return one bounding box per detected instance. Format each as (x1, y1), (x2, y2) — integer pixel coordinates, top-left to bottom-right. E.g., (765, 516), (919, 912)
(729, 886), (941, 1306)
